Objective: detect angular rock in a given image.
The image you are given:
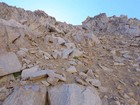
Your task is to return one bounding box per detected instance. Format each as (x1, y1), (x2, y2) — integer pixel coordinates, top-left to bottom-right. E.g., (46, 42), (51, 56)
(56, 37), (66, 45)
(82, 13), (140, 36)
(86, 69), (95, 78)
(3, 85), (47, 105)
(75, 77), (87, 86)
(21, 66), (39, 80)
(6, 27), (20, 43)
(46, 23), (64, 34)
(23, 68), (66, 81)
(29, 70), (49, 80)
(71, 48), (83, 58)
(48, 84), (102, 105)
(86, 78), (101, 87)
(82, 16), (95, 30)
(0, 19), (23, 43)
(45, 70), (66, 82)
(0, 18), (34, 52)
(62, 48), (73, 59)
(66, 66), (77, 73)
(0, 52), (22, 76)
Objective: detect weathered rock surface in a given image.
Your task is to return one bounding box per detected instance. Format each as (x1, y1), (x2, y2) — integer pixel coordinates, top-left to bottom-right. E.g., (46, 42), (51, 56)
(2, 85), (47, 105)
(82, 13), (140, 36)
(48, 84), (102, 105)
(0, 2), (140, 105)
(0, 52), (22, 76)
(66, 66), (77, 73)
(0, 18), (35, 53)
(22, 68), (66, 82)
(62, 48), (73, 59)
(21, 66), (39, 80)
(0, 87), (12, 101)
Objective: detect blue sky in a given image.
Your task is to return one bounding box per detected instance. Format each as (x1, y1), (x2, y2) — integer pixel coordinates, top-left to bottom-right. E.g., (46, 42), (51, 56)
(0, 0), (140, 25)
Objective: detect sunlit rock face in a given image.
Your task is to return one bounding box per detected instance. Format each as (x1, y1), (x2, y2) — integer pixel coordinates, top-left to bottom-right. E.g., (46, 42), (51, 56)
(2, 85), (47, 105)
(48, 84), (102, 105)
(0, 52), (22, 77)
(82, 13), (140, 36)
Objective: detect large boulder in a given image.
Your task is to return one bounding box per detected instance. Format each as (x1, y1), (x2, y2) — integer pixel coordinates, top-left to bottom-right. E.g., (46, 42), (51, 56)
(0, 19), (29, 43)
(2, 85), (47, 105)
(48, 84), (102, 105)
(0, 52), (22, 76)
(0, 18), (35, 53)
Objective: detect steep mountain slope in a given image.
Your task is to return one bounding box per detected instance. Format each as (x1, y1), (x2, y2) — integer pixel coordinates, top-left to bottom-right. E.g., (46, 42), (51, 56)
(0, 2), (140, 105)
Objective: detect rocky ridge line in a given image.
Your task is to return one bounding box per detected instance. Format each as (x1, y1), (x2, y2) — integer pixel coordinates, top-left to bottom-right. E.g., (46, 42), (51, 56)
(82, 13), (140, 36)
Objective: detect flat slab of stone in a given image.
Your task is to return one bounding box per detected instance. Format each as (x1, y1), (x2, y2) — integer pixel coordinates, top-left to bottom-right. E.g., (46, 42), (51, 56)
(48, 84), (102, 105)
(3, 85), (47, 105)
(21, 66), (39, 80)
(0, 52), (22, 76)
(21, 68), (66, 82)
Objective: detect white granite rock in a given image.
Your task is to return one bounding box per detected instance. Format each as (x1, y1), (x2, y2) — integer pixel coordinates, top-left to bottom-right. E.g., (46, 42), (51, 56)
(48, 84), (102, 105)
(71, 48), (83, 57)
(66, 66), (77, 73)
(0, 52), (22, 76)
(56, 37), (66, 45)
(21, 66), (39, 80)
(3, 85), (47, 105)
(22, 68), (66, 82)
(62, 48), (73, 59)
